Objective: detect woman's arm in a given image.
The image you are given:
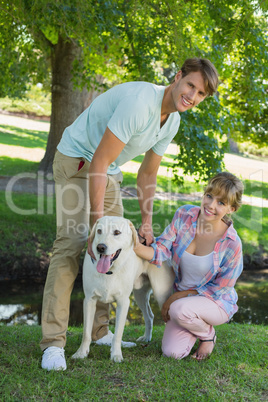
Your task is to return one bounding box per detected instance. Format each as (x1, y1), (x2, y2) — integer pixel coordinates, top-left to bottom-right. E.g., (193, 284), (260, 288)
(133, 242), (155, 261)
(161, 290), (198, 322)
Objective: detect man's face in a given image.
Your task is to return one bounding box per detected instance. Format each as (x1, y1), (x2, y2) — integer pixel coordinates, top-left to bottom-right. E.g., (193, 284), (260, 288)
(171, 70), (207, 113)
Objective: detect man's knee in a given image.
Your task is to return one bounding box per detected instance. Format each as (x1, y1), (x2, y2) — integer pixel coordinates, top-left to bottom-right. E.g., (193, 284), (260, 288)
(55, 219), (88, 250)
(52, 234), (87, 260)
(64, 219), (89, 240)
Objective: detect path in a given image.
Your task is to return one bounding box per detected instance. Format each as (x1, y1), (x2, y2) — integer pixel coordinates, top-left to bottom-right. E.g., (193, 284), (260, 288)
(0, 113), (268, 208)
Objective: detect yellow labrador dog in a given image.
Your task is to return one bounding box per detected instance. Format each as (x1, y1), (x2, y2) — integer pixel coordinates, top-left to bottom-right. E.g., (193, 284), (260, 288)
(72, 216), (174, 363)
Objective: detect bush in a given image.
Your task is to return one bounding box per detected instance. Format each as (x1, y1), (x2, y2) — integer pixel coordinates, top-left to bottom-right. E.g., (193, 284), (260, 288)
(238, 141), (268, 158)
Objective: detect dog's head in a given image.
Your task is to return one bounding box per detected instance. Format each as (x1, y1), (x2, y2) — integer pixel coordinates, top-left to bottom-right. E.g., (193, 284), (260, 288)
(89, 216), (138, 274)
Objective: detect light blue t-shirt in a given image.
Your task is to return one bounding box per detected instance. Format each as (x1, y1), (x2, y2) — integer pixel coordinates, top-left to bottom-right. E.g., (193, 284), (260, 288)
(57, 81), (180, 174)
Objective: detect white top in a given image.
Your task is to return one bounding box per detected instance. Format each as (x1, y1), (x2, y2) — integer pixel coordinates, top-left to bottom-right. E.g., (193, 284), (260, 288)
(57, 81), (181, 174)
(178, 251), (213, 291)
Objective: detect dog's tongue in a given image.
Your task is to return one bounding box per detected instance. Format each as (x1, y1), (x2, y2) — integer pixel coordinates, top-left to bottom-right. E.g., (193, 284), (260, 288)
(96, 255), (111, 274)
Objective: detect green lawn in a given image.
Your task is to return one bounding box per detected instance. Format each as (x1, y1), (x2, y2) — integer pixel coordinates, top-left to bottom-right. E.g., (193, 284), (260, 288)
(0, 124), (48, 148)
(1, 123), (268, 198)
(1, 120), (268, 267)
(1, 191), (267, 270)
(0, 324), (267, 401)
(1, 103), (268, 401)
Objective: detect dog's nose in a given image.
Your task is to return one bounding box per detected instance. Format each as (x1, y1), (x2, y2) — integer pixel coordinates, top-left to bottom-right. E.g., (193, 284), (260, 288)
(97, 243), (107, 254)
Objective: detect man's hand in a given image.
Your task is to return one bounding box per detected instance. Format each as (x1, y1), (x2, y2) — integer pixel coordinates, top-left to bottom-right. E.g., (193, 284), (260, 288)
(138, 223), (154, 246)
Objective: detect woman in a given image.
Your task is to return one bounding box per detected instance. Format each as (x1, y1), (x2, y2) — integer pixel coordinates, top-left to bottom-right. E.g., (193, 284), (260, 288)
(134, 172), (244, 360)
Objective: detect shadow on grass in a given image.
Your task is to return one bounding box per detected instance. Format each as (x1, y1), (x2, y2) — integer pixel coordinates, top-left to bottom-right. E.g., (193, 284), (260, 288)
(0, 125), (48, 149)
(243, 179), (268, 200)
(0, 156), (40, 176)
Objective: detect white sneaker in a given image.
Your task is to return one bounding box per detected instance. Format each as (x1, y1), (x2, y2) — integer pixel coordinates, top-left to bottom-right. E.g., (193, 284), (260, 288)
(95, 330), (136, 348)
(41, 346), (67, 371)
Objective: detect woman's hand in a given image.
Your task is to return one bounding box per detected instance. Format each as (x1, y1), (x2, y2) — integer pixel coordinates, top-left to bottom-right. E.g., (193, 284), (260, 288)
(161, 290), (198, 322)
(161, 299), (172, 322)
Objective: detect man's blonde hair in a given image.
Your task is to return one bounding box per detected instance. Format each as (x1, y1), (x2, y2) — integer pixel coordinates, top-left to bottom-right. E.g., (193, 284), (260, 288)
(204, 172), (244, 211)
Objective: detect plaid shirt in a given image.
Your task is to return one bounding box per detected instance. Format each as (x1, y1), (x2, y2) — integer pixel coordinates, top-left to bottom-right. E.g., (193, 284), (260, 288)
(150, 205), (243, 320)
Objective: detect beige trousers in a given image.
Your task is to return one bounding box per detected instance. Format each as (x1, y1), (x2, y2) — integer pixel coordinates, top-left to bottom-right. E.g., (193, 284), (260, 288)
(40, 151), (123, 350)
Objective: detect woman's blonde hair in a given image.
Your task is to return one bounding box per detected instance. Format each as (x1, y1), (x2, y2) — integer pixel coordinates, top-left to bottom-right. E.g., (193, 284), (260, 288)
(204, 172), (244, 211)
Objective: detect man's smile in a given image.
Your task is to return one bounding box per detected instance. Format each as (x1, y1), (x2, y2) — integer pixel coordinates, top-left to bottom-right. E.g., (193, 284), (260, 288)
(181, 95), (192, 107)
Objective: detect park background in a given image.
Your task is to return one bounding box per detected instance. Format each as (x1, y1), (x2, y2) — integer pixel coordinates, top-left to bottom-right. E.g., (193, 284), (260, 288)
(0, 1), (267, 401)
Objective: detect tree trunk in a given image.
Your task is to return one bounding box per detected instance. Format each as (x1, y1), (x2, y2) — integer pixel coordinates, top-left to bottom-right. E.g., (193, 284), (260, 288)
(39, 36), (89, 174)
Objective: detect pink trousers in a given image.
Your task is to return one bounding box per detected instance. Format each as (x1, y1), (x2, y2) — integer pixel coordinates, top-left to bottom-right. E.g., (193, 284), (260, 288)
(162, 295), (229, 360)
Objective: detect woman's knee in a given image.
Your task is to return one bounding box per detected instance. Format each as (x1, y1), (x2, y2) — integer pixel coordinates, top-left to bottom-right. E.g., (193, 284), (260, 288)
(162, 343), (191, 360)
(169, 299), (189, 323)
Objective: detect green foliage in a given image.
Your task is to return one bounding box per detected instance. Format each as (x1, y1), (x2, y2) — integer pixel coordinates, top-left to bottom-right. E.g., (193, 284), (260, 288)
(208, 1), (268, 147)
(0, 0), (267, 181)
(173, 96), (228, 184)
(0, 6), (32, 97)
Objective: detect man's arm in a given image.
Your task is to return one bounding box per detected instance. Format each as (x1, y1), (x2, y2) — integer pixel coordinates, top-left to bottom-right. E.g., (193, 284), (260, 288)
(88, 127), (125, 227)
(137, 149), (162, 245)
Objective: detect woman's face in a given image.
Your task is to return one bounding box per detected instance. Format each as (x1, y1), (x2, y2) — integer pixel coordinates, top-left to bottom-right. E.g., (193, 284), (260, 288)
(200, 192), (235, 223)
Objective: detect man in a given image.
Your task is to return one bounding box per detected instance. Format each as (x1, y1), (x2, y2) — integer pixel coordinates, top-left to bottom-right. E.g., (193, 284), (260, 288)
(41, 57), (219, 370)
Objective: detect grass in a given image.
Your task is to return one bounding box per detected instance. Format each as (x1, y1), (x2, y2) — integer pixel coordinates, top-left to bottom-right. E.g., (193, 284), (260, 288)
(1, 191), (267, 275)
(1, 122), (268, 198)
(0, 324), (267, 401)
(0, 105), (268, 400)
(0, 125), (48, 148)
(0, 191), (56, 258)
(0, 119), (268, 260)
(0, 156), (40, 175)
(0, 119), (268, 273)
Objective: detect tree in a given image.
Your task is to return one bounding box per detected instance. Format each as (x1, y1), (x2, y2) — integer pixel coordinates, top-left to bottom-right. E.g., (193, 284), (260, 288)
(0, 1), (127, 172)
(207, 0), (268, 148)
(0, 0), (267, 179)
(172, 0), (268, 182)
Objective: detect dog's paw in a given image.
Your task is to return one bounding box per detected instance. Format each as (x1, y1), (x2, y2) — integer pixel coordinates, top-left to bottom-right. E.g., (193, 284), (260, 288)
(111, 353), (123, 363)
(136, 335), (151, 343)
(71, 348), (89, 359)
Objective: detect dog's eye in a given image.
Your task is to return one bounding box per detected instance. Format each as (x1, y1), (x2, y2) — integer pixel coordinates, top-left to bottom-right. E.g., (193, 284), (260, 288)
(97, 229), (102, 234)
(114, 230), (121, 236)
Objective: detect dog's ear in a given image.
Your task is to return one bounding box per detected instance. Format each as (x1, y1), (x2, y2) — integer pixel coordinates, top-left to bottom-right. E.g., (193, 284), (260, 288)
(89, 219), (99, 243)
(128, 220), (139, 247)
